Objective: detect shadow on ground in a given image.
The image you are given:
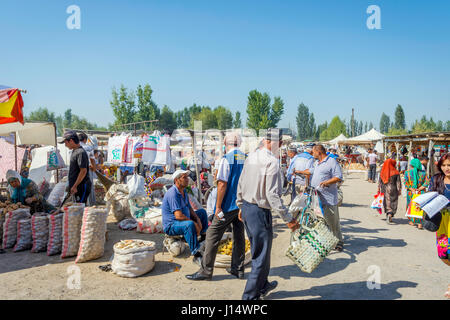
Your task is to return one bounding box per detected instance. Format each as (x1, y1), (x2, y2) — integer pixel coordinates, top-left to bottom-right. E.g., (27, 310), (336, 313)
(270, 217), (407, 280)
(266, 280), (418, 300)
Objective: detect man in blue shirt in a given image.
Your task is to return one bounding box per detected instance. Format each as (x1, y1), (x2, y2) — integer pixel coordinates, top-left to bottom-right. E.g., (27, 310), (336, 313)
(162, 170), (209, 265)
(292, 144), (315, 196)
(297, 144), (344, 251)
(186, 132), (246, 281)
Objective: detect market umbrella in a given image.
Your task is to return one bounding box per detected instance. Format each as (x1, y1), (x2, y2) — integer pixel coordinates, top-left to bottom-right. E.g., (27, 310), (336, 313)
(0, 85), (24, 125)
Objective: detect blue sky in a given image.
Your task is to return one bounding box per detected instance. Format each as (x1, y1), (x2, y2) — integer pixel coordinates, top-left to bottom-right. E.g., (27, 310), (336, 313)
(1, 0), (449, 130)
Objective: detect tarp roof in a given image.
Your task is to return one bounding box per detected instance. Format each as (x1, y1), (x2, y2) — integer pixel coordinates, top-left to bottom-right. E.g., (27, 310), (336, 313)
(0, 121), (56, 146)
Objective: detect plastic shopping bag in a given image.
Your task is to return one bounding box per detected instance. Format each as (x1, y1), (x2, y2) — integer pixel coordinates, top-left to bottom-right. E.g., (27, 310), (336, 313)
(127, 174), (147, 199)
(405, 194), (424, 219)
(312, 190), (324, 218)
(46, 149), (66, 171)
(371, 192), (384, 214)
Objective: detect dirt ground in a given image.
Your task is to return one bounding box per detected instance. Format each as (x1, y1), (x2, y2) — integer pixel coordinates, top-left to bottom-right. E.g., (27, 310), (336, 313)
(0, 172), (448, 300)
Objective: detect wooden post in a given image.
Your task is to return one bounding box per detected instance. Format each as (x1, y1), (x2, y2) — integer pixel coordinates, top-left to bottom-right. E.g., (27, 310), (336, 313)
(395, 142), (400, 170)
(190, 131), (202, 203)
(427, 139), (434, 177)
(54, 123), (60, 183)
(407, 140), (413, 170)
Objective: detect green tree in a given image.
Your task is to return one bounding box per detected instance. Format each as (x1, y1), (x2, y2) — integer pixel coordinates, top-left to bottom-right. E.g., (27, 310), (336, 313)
(296, 103), (310, 141)
(269, 96), (284, 128)
(320, 116), (346, 141)
(394, 104), (406, 130)
(379, 113), (391, 134)
(387, 127), (408, 136)
(214, 106), (233, 130)
(192, 107), (217, 129)
(358, 121), (363, 135)
(446, 121), (450, 131)
(233, 111), (242, 128)
(110, 85), (136, 129)
(246, 90), (284, 132)
(63, 109), (73, 128)
(135, 84), (160, 131)
(436, 120), (444, 132)
(364, 122), (368, 133)
(316, 122), (328, 140)
(27, 107), (56, 123)
(159, 105), (177, 133)
(369, 122), (374, 130)
(308, 113), (316, 139)
(176, 103), (203, 128)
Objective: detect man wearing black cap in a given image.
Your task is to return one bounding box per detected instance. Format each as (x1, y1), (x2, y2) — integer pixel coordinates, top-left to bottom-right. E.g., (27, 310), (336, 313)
(236, 128), (299, 300)
(58, 131), (91, 204)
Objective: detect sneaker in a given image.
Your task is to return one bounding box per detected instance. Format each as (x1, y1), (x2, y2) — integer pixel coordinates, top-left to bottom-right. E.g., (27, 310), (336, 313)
(260, 281), (278, 299)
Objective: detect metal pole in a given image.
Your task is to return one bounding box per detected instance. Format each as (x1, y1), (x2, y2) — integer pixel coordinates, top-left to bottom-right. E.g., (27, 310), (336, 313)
(14, 132), (18, 172)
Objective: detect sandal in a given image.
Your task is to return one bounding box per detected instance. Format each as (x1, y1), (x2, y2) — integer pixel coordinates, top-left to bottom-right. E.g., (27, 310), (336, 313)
(334, 243), (344, 252)
(417, 224), (423, 230)
(408, 221), (414, 226)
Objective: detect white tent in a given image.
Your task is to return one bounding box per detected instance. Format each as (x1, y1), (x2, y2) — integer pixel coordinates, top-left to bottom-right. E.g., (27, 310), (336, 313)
(0, 121), (56, 146)
(346, 128), (385, 142)
(328, 134), (347, 145)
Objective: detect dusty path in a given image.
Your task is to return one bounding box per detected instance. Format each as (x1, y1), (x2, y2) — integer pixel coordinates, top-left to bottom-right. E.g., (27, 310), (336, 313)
(0, 173), (448, 300)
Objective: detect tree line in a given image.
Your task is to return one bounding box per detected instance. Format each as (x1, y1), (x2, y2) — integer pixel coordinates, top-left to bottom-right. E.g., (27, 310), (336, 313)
(26, 83), (449, 139)
(296, 103), (450, 141)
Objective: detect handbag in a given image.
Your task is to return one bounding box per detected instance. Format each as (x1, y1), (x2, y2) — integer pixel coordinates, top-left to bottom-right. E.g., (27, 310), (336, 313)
(285, 189), (339, 273)
(371, 192), (384, 214)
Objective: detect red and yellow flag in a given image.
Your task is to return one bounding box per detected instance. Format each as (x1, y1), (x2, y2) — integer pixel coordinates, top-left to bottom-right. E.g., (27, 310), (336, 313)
(0, 88), (24, 124)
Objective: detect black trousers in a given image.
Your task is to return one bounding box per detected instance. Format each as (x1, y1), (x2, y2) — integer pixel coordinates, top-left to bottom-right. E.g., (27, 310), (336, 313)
(241, 201), (273, 300)
(369, 164), (377, 181)
(74, 182), (91, 205)
(199, 209), (245, 277)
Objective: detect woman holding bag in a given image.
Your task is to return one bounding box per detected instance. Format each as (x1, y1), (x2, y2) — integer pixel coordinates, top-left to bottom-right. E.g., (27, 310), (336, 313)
(423, 153), (450, 298)
(404, 158), (430, 229)
(378, 159), (402, 224)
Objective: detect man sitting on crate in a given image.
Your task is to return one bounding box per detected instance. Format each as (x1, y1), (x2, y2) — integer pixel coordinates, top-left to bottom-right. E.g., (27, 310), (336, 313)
(296, 144), (344, 252)
(185, 132), (247, 281)
(162, 170), (209, 265)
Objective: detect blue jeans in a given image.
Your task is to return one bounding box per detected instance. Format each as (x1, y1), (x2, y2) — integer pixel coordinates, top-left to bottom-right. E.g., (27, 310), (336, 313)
(165, 209), (209, 255)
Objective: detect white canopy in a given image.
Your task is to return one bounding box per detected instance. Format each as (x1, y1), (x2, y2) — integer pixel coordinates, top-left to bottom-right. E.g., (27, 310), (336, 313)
(328, 134), (347, 144)
(346, 128), (385, 142)
(0, 121), (56, 146)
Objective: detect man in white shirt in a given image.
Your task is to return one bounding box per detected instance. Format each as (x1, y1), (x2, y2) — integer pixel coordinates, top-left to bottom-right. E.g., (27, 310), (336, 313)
(236, 129), (299, 300)
(366, 148), (378, 183)
(186, 132), (246, 281)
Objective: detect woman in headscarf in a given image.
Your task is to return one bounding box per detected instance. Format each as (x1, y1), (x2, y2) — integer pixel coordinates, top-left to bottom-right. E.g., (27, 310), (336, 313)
(404, 158), (430, 229)
(378, 159), (402, 224)
(6, 170), (56, 214)
(423, 153), (450, 298)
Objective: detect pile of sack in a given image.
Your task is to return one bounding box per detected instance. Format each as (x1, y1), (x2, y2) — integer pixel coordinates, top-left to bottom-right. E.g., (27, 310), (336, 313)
(126, 174), (164, 234)
(2, 205), (108, 263)
(105, 184), (131, 222)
